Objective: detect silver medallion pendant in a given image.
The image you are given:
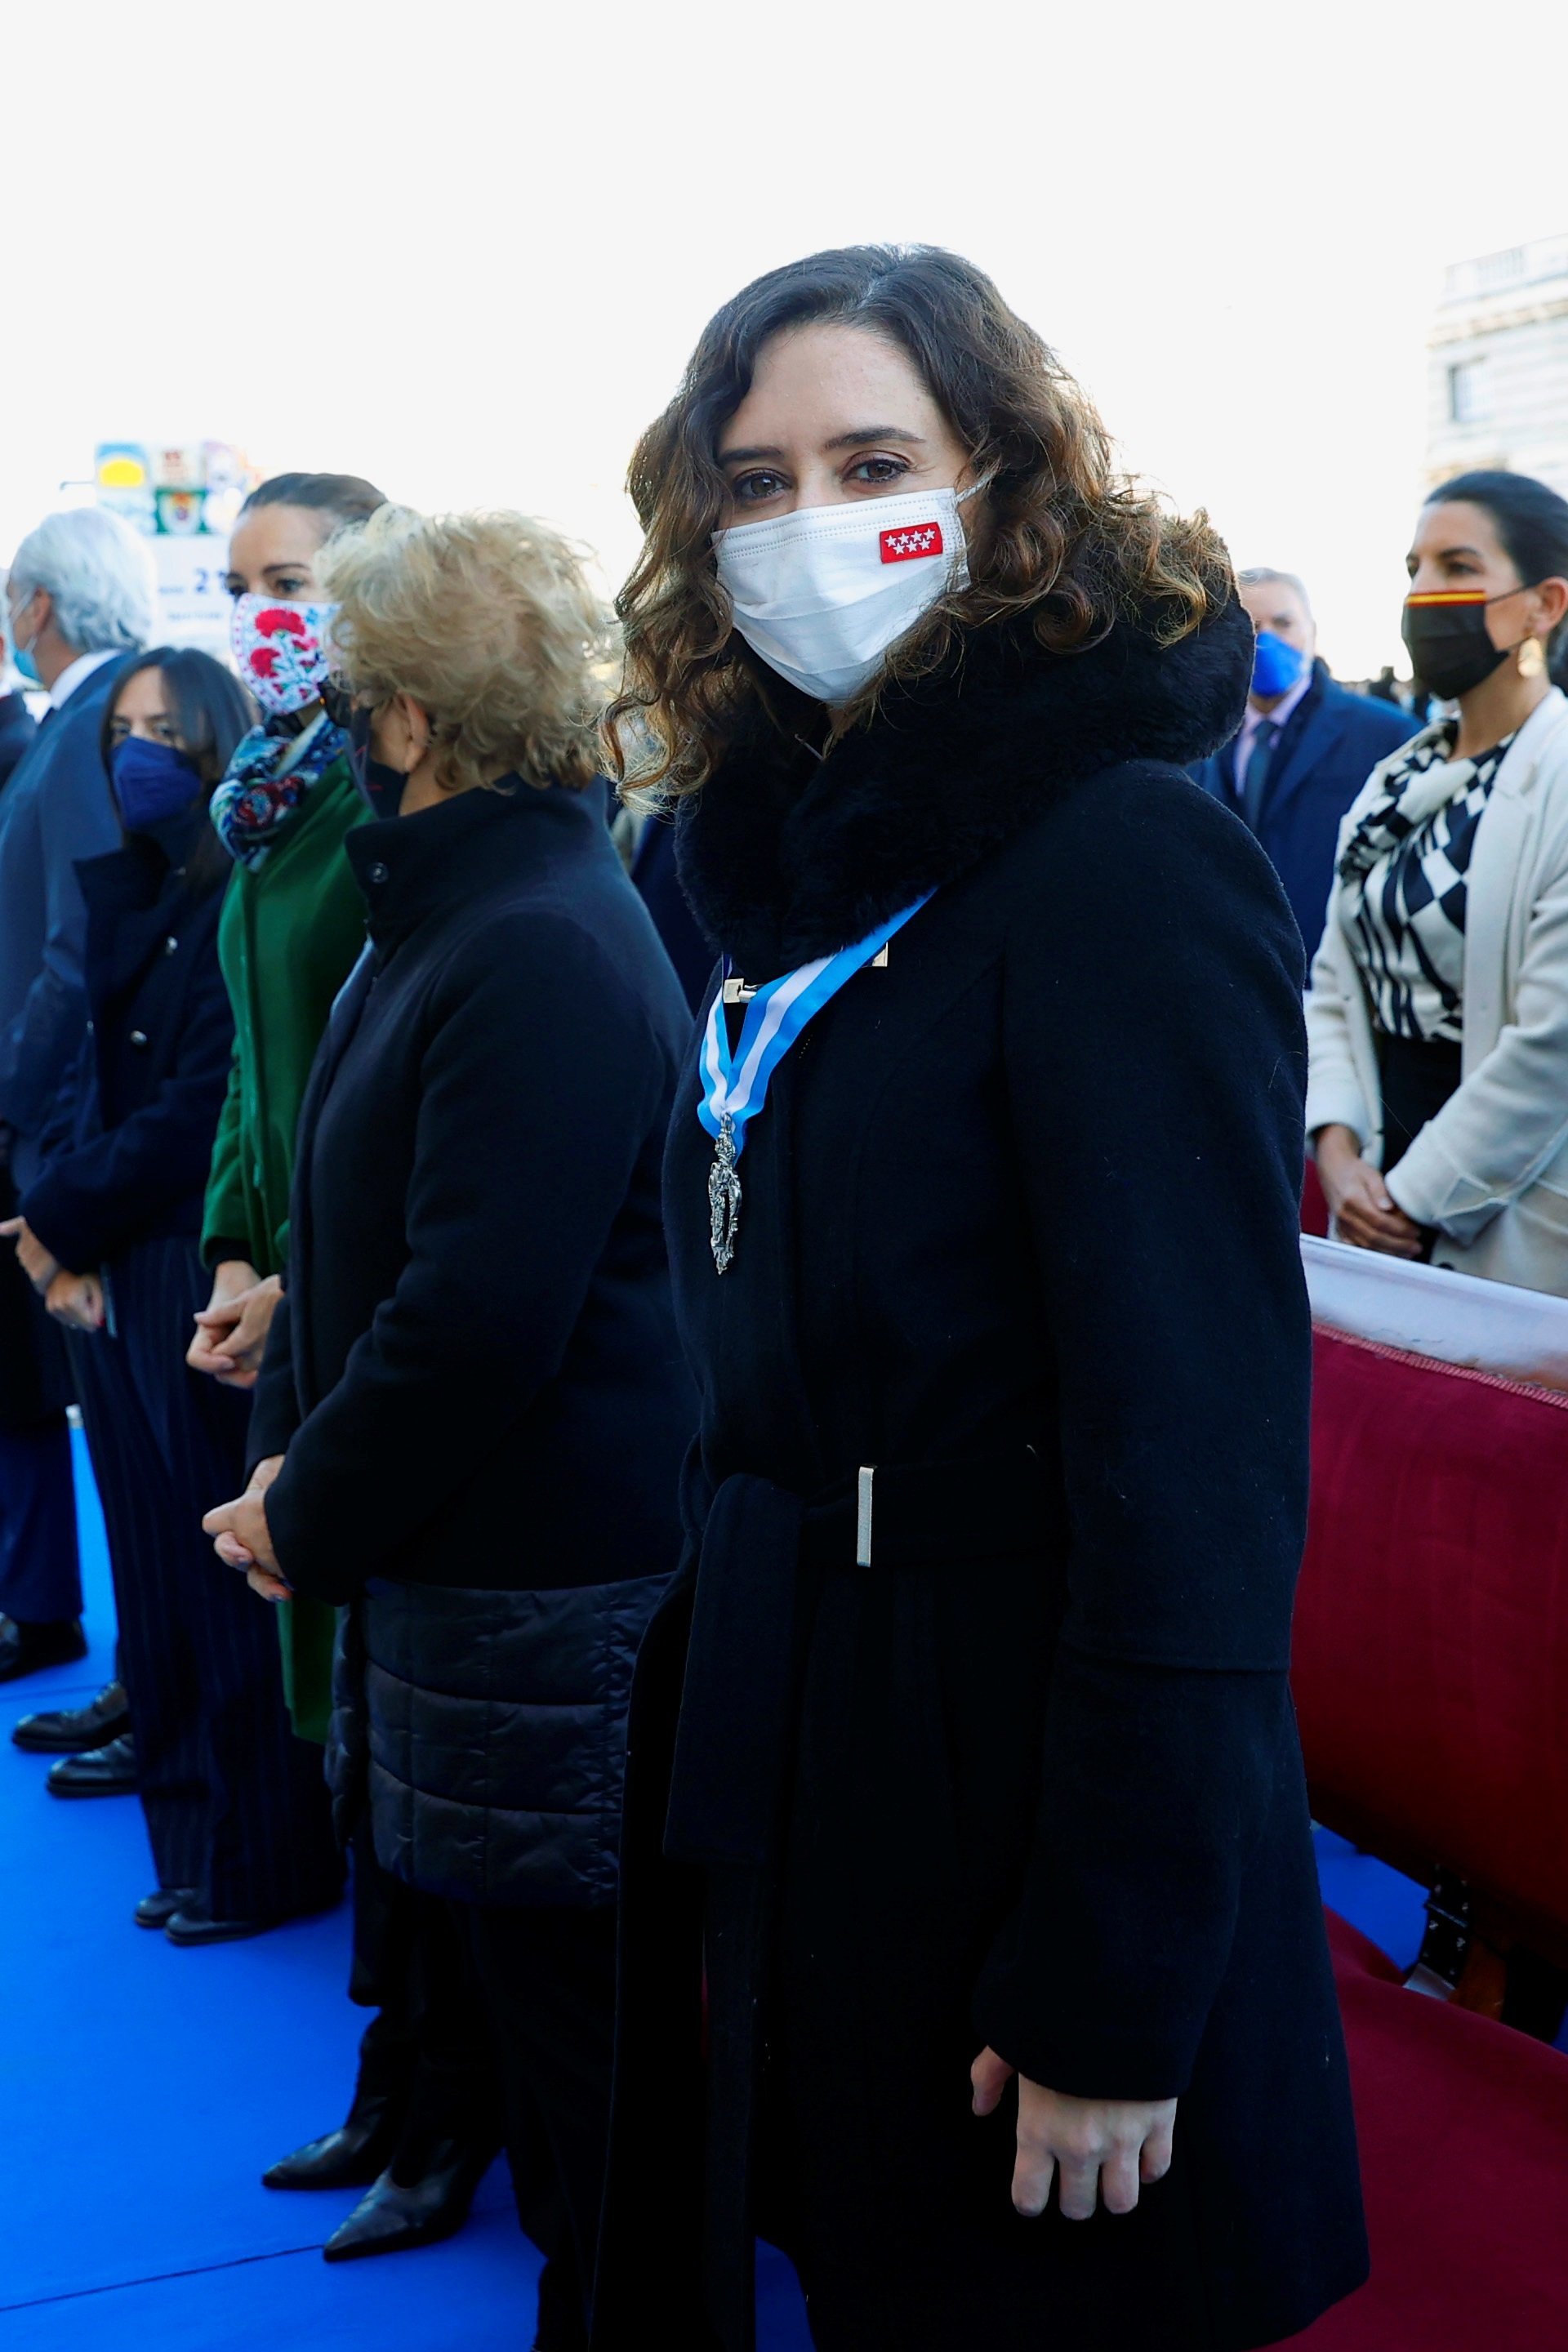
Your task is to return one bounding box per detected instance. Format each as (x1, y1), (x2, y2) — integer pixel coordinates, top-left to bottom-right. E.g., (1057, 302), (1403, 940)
(708, 1111), (742, 1274)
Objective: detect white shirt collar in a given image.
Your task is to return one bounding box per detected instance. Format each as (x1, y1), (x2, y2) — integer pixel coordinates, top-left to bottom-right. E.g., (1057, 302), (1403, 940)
(49, 647), (121, 711)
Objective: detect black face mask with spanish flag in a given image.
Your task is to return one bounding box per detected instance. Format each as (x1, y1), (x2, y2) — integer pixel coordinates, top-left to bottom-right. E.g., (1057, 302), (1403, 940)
(1402, 587), (1533, 701)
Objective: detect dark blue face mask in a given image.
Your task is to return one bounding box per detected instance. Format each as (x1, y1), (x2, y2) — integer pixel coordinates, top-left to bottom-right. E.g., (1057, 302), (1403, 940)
(1250, 630), (1307, 700)
(111, 735), (203, 832)
(348, 703), (408, 819)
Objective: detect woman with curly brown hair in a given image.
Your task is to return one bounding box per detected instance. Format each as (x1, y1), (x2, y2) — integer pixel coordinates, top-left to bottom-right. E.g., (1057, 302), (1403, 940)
(595, 247), (1367, 2352)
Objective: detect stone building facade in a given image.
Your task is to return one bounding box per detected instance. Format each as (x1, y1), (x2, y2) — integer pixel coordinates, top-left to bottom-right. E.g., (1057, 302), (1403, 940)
(1427, 235), (1568, 498)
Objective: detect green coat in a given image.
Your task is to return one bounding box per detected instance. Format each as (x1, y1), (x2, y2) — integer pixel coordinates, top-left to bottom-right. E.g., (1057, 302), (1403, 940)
(202, 756), (368, 1741)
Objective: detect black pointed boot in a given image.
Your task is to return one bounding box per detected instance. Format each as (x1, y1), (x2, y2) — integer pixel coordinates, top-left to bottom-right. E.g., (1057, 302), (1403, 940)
(320, 2135), (497, 2261)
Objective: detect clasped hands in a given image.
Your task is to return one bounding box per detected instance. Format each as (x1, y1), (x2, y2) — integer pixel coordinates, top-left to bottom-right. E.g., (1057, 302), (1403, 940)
(187, 1259), (283, 1388)
(1314, 1125), (1424, 1259)
(971, 2049), (1176, 2220)
(0, 1216), (105, 1331)
(189, 1268), (290, 1601)
(203, 1455), (292, 1604)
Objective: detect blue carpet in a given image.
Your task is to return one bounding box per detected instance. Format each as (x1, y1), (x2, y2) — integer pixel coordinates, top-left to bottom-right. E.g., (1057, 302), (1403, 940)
(0, 1432), (813, 2349)
(10, 1437), (1526, 2343)
(1313, 1825), (1428, 1971)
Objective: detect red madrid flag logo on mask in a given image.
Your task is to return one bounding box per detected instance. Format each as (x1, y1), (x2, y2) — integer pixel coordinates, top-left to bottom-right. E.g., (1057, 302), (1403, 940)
(879, 521), (944, 564)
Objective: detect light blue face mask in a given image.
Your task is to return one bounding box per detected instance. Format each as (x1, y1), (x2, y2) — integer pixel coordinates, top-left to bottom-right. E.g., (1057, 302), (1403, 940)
(5, 594), (42, 687)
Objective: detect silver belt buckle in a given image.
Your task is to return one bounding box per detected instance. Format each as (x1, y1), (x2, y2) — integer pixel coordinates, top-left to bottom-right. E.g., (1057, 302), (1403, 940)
(856, 1465), (875, 1567)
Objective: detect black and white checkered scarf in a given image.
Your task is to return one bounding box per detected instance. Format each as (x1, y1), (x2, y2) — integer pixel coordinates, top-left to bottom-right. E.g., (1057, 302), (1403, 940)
(1339, 720), (1513, 1043)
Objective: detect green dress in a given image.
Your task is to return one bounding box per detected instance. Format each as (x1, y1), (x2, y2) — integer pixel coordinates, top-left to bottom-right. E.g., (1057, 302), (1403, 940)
(202, 756), (368, 1740)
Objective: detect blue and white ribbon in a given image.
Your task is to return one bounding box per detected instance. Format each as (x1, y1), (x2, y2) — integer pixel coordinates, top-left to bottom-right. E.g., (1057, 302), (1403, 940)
(698, 895), (932, 1157)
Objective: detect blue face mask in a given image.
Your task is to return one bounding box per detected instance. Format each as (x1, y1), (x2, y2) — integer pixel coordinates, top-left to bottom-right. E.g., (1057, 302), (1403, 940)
(111, 736), (203, 832)
(347, 702), (407, 819)
(7, 595), (42, 686)
(1250, 630), (1307, 700)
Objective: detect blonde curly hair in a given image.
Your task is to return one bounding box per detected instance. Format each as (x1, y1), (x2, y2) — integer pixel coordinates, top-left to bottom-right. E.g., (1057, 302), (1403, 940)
(319, 506), (609, 794)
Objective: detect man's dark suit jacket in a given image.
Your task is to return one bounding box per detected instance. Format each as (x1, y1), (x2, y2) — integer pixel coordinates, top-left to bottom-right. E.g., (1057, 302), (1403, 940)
(1192, 661), (1415, 958)
(0, 653), (135, 1186)
(0, 692), (37, 791)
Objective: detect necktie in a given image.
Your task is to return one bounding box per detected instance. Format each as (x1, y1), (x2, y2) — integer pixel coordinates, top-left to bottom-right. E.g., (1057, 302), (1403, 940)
(1242, 719), (1278, 830)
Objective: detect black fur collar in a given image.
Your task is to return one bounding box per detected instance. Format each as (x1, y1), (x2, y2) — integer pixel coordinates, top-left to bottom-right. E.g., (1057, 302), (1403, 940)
(675, 595), (1252, 976)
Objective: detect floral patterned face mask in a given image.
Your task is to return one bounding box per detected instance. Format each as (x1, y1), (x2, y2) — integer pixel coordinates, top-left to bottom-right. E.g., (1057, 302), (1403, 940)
(229, 593), (337, 718)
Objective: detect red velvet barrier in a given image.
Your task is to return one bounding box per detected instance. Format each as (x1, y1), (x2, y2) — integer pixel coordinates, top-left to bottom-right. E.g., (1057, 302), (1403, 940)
(1294, 1330), (1568, 1950)
(1300, 1159), (1330, 1239)
(1283, 1914), (1568, 2349)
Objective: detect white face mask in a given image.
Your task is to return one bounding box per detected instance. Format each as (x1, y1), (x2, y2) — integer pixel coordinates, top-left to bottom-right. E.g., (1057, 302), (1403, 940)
(713, 481), (982, 706)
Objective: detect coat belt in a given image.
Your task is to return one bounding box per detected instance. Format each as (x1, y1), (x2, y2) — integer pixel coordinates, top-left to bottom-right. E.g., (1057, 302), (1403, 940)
(664, 1448), (1047, 1868)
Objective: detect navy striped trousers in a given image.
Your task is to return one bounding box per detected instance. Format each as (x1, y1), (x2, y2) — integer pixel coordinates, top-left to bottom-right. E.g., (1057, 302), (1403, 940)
(68, 1236), (341, 1921)
(0, 1415), (80, 1624)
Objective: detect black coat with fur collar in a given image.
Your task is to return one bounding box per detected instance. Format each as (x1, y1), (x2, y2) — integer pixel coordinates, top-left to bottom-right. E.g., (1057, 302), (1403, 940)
(595, 603), (1367, 2352)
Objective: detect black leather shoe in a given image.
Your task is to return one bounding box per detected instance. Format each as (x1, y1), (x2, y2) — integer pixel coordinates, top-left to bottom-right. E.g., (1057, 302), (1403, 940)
(0, 1616), (87, 1683)
(135, 1886), (196, 1930)
(261, 2097), (404, 2182)
(264, 2114), (403, 2192)
(46, 1733), (137, 1796)
(13, 1680), (130, 1753)
(164, 1905), (269, 1946)
(265, 2015), (414, 2190)
(321, 2139), (494, 2262)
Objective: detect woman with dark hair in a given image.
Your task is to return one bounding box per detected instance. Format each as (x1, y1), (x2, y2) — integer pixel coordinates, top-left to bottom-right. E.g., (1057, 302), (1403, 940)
(189, 472), (386, 1493)
(189, 474), (385, 1747)
(595, 246), (1366, 2352)
(1309, 470), (1568, 1293)
(1, 646), (342, 1937)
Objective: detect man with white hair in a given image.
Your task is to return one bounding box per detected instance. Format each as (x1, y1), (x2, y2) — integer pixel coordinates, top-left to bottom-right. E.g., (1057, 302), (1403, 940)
(0, 506), (154, 1686)
(1192, 567), (1414, 960)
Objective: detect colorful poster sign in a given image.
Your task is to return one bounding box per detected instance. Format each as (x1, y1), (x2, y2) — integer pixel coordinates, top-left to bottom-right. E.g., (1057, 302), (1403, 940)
(91, 437), (259, 654)
(93, 439), (257, 540)
(94, 442), (155, 534)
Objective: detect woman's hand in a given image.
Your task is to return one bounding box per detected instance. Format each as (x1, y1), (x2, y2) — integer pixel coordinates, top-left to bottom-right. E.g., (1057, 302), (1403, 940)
(203, 1455), (292, 1602)
(45, 1269), (105, 1332)
(188, 1264), (279, 1387)
(187, 1257), (261, 1374)
(0, 1215), (61, 1294)
(1313, 1124), (1425, 1259)
(209, 1274), (283, 1388)
(971, 2048), (1177, 2219)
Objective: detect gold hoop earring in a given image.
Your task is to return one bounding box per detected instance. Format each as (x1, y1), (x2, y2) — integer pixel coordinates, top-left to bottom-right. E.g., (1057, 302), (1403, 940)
(1518, 637), (1547, 679)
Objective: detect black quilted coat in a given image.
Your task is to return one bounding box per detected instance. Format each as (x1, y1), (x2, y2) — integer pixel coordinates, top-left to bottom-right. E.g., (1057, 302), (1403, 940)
(250, 779), (696, 1906)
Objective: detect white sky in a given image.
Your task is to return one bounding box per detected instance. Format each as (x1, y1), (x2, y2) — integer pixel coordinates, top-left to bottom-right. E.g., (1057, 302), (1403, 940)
(6, 0), (1567, 677)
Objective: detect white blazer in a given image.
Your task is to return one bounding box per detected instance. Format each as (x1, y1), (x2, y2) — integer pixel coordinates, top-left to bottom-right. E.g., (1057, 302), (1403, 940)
(1304, 687), (1568, 1296)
